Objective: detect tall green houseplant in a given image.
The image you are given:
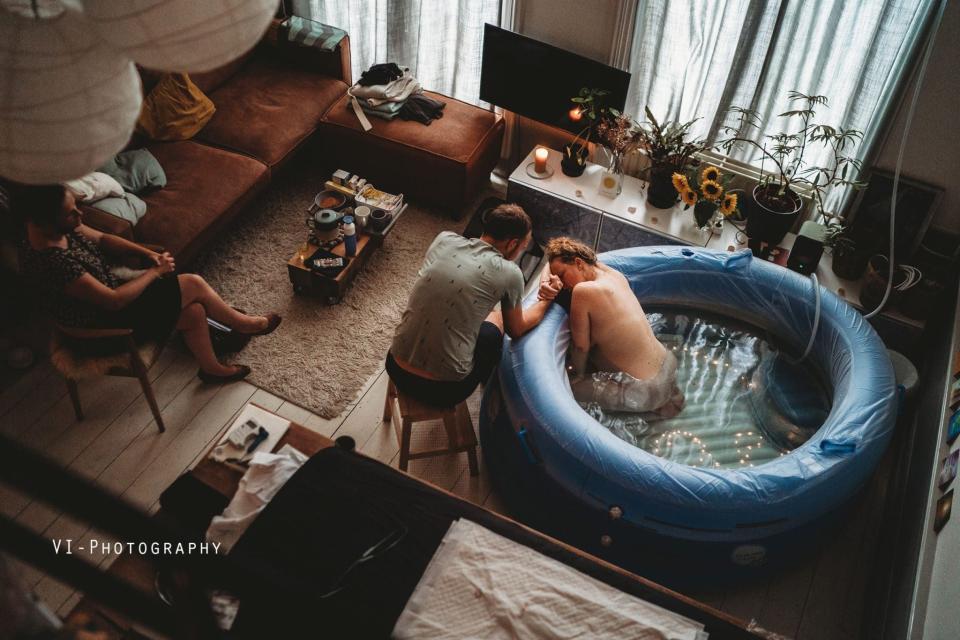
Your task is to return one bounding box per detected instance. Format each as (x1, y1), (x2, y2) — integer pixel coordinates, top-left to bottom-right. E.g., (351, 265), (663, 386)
(719, 91), (867, 242)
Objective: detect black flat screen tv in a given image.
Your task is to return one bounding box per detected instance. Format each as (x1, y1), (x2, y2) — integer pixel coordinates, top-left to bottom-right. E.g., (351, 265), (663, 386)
(480, 24), (631, 134)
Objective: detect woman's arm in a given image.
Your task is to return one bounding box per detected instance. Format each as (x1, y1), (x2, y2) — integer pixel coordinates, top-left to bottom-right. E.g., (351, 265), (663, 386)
(77, 223), (161, 265)
(64, 261), (173, 312)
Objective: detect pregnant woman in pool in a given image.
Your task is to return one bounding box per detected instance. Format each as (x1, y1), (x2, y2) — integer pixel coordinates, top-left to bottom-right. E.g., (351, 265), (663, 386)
(545, 237), (685, 417)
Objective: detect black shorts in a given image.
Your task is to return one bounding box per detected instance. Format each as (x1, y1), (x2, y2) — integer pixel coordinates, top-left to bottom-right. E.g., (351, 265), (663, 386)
(385, 321), (504, 408)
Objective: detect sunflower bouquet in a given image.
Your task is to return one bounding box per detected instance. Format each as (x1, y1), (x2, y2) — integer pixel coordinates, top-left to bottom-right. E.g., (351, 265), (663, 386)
(672, 164), (739, 230)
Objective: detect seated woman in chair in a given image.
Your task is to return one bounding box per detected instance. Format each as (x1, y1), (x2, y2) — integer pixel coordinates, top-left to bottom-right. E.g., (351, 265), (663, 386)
(17, 184), (280, 383)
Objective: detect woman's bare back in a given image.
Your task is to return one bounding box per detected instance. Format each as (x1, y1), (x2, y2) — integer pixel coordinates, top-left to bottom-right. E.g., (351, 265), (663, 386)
(577, 264), (666, 380)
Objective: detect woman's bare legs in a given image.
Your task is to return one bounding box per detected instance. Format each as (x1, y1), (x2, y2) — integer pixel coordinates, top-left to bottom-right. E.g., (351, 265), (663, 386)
(177, 274), (267, 332)
(176, 302), (241, 376)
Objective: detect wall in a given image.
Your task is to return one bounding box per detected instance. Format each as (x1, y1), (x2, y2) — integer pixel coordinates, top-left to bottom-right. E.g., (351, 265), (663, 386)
(874, 0), (960, 235)
(514, 0), (960, 234)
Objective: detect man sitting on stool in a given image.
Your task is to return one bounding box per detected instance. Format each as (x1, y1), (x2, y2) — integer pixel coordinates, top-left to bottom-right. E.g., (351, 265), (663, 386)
(386, 204), (561, 407)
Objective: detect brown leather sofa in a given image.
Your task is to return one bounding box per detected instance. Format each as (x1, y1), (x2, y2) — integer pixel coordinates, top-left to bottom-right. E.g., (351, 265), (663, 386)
(319, 91), (504, 213)
(83, 35), (352, 265)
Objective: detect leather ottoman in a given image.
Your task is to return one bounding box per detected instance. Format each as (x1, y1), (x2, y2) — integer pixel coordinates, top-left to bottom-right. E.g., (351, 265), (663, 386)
(318, 91), (504, 214)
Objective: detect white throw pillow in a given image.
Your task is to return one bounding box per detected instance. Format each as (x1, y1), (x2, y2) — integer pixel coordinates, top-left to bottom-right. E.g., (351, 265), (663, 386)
(64, 172), (124, 203)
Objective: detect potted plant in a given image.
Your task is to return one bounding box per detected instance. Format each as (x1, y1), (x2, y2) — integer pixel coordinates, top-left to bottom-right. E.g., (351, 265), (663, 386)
(672, 165), (739, 234)
(719, 91), (867, 244)
(562, 87), (610, 177)
(635, 108), (709, 208)
(824, 221), (881, 280)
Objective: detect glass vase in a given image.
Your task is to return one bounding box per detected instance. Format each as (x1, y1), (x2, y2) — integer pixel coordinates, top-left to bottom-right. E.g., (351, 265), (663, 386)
(598, 151), (624, 197)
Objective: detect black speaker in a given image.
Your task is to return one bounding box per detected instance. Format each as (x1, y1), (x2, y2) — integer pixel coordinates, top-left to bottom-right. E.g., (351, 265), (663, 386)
(787, 221), (826, 274)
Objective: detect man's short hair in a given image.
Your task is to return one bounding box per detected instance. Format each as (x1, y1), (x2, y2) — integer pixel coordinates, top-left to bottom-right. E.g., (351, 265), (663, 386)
(482, 203), (531, 240)
(13, 184), (67, 228)
(545, 236), (597, 265)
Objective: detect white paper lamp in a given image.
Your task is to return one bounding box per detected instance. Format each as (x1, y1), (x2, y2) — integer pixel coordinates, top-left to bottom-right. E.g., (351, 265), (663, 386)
(82, 0), (280, 73)
(0, 6), (142, 183)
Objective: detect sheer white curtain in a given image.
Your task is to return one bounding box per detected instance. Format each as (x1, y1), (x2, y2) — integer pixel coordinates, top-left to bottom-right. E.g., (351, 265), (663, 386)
(291, 0), (501, 105)
(625, 0), (936, 215)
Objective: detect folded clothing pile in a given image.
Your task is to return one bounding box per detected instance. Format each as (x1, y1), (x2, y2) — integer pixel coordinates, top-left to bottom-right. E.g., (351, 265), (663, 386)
(65, 148), (167, 226)
(348, 63), (446, 125)
(393, 518), (708, 640)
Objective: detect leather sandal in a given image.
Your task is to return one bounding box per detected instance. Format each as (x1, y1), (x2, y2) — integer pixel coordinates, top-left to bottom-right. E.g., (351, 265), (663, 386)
(198, 364), (251, 384)
(238, 313), (282, 336)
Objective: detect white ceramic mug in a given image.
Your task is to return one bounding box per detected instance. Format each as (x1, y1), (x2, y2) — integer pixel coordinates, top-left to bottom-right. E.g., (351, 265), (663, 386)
(354, 205), (371, 229)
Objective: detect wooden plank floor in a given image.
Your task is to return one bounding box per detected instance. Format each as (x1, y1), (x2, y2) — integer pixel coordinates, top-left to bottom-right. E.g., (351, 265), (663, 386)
(0, 343), (886, 638)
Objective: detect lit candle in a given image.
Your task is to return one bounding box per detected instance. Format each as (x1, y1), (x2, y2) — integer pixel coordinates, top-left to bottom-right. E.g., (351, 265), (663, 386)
(569, 107), (582, 122)
(534, 147), (549, 173)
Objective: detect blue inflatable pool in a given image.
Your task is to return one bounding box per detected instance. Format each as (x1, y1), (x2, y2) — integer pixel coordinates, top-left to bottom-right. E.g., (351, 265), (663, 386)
(486, 247), (897, 562)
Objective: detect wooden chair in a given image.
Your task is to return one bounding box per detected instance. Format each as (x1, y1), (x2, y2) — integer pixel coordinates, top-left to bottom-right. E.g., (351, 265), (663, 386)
(52, 324), (167, 433)
(382, 378), (478, 476)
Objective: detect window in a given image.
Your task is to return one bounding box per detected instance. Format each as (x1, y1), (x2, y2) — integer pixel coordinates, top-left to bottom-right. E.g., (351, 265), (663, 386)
(625, 0), (937, 216)
(291, 0), (501, 105)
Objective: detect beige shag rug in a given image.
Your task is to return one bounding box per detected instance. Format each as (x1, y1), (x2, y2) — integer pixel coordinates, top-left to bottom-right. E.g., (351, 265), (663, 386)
(194, 162), (465, 418)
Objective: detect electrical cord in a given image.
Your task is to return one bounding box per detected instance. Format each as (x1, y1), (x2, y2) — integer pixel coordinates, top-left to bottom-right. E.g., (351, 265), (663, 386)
(863, 0), (946, 319)
(779, 273), (821, 365)
(801, 273), (820, 361)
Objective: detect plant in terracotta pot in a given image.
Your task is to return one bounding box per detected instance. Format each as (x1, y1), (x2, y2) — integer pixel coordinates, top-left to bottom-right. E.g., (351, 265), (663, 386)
(719, 91), (867, 244)
(561, 87), (611, 177)
(634, 107), (709, 209)
(672, 164), (739, 234)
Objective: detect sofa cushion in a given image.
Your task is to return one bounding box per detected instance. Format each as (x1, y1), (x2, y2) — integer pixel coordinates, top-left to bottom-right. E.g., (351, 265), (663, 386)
(137, 73), (217, 142)
(318, 91), (504, 211)
(98, 148), (167, 194)
(189, 50), (256, 95)
(135, 141), (269, 264)
(196, 58), (348, 169)
(80, 205), (134, 240)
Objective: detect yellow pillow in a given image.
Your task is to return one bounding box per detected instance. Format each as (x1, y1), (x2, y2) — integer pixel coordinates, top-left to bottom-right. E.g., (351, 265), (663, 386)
(136, 73), (216, 141)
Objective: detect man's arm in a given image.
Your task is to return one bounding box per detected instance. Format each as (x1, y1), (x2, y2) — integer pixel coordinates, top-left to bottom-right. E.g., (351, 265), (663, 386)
(567, 286), (591, 377)
(77, 223), (161, 265)
(502, 298), (553, 339)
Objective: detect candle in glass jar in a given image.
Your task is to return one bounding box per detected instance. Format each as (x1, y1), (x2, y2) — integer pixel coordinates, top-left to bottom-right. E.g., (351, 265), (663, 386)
(534, 147), (549, 173)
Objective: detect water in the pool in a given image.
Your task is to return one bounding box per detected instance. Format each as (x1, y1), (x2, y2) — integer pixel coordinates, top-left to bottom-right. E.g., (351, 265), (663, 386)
(581, 307), (832, 469)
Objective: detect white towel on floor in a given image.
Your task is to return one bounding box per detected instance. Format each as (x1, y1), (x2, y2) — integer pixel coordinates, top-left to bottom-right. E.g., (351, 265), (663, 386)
(393, 518), (708, 640)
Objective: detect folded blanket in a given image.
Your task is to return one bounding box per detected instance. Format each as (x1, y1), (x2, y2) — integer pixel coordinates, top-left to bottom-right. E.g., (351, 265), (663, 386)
(361, 105), (400, 121)
(364, 100), (406, 115)
(349, 71), (421, 106)
(283, 16), (346, 51)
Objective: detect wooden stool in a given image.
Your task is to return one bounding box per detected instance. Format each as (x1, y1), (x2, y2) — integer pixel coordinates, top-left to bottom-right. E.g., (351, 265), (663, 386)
(382, 378), (479, 476)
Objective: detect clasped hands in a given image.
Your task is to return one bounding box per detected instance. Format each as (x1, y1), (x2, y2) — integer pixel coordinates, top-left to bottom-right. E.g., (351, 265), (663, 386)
(538, 272), (563, 302)
(149, 251), (176, 276)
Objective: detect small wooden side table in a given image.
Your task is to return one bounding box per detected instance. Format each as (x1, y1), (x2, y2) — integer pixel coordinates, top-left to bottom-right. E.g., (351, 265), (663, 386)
(287, 232), (380, 304)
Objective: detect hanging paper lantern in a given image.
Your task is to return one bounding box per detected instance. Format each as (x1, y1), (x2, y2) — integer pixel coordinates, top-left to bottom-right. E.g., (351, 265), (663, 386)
(82, 0), (279, 73)
(0, 5), (142, 183)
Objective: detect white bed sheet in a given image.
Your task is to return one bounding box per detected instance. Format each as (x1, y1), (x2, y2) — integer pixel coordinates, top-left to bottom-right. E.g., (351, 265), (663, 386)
(393, 518), (708, 640)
